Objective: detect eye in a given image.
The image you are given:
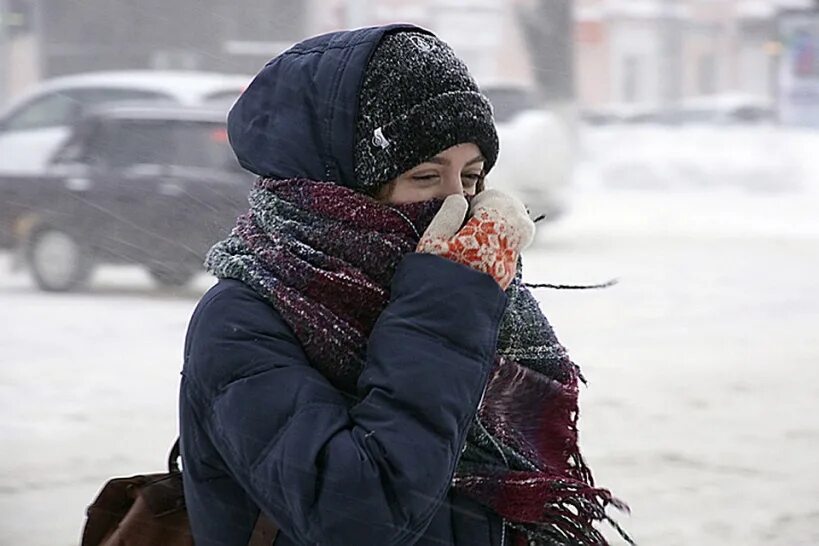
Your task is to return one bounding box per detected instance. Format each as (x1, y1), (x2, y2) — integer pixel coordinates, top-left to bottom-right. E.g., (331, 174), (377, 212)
(410, 173), (441, 186)
(461, 173), (483, 188)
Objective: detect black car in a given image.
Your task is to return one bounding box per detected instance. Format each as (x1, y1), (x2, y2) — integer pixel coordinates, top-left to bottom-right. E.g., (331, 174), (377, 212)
(0, 104), (254, 291)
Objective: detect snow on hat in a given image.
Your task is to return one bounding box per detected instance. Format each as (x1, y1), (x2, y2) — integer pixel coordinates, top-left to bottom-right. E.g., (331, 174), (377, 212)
(353, 31), (499, 192)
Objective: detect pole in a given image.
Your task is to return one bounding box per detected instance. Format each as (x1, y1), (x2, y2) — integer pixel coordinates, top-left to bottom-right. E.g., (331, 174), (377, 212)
(660, 0), (683, 109)
(0, 0), (8, 108)
(516, 0), (575, 106)
(31, 0), (42, 81)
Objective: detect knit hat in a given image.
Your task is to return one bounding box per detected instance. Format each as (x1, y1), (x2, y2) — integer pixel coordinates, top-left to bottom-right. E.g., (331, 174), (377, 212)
(353, 31), (499, 192)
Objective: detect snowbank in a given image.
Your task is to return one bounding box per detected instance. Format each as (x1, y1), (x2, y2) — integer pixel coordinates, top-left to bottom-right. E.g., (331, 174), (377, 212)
(577, 125), (819, 195)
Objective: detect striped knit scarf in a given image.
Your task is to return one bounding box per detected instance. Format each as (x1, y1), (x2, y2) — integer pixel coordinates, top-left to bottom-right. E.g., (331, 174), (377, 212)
(206, 178), (632, 545)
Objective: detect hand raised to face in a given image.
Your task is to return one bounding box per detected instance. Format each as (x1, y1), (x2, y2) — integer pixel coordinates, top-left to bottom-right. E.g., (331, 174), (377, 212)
(416, 190), (535, 290)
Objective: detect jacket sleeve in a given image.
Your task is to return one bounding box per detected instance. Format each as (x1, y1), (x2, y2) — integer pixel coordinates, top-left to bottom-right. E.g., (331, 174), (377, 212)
(183, 253), (507, 546)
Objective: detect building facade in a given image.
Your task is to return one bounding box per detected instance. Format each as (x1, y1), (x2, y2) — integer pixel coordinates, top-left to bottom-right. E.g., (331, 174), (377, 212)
(1, 0), (558, 106)
(311, 0), (539, 89)
(574, 0), (814, 109)
(0, 0), (311, 104)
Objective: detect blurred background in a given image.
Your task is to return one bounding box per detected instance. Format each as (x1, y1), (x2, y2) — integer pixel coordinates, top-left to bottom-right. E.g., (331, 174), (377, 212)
(1, 1), (818, 544)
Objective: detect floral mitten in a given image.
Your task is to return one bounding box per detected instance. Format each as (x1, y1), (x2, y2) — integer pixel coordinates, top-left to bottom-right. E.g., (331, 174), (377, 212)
(417, 190), (536, 290)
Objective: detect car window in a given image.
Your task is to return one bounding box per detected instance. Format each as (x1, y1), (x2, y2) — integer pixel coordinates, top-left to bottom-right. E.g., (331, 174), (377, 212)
(3, 88), (173, 132)
(49, 118), (104, 165)
(50, 135), (88, 165)
(87, 119), (239, 172)
(202, 89), (244, 103)
(3, 92), (81, 131)
(70, 88), (172, 106)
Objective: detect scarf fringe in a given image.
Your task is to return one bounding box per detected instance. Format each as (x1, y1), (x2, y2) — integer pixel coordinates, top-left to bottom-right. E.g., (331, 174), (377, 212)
(456, 475), (633, 545)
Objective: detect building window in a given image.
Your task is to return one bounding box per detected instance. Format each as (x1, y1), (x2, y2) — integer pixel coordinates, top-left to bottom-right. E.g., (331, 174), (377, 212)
(698, 54), (717, 95)
(623, 55), (641, 103)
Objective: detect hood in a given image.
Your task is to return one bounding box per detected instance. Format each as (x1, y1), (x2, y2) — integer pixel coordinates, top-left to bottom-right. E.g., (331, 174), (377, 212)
(227, 23), (431, 188)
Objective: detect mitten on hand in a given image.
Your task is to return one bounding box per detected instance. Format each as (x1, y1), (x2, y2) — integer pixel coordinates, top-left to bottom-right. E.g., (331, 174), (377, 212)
(416, 190), (536, 290)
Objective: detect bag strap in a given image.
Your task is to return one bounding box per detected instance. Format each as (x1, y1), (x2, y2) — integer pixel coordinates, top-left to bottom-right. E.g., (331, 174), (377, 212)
(168, 437), (182, 473)
(249, 512), (280, 546)
(169, 438), (280, 545)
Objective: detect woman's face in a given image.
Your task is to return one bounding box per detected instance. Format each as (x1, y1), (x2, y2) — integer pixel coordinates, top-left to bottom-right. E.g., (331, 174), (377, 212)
(377, 143), (485, 204)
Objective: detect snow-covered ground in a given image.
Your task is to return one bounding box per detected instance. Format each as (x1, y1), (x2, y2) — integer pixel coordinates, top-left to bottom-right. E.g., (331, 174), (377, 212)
(576, 124), (819, 196)
(528, 199), (819, 545)
(1, 125), (819, 545)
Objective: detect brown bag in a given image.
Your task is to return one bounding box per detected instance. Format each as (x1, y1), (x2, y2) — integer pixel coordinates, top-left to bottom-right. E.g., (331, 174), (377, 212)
(82, 439), (279, 546)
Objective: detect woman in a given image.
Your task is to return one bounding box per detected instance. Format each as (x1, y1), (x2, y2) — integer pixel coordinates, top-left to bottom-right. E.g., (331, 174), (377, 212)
(179, 24), (630, 546)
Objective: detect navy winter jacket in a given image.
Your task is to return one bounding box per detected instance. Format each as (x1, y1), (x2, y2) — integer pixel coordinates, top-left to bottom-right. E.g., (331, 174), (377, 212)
(179, 23), (510, 545)
(179, 254), (508, 545)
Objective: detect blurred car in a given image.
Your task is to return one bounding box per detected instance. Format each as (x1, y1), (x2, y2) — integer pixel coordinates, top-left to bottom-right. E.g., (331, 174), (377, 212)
(482, 84), (575, 219)
(0, 70), (250, 174)
(481, 85), (537, 123)
(0, 103), (255, 291)
(580, 103), (661, 125)
(670, 94), (775, 125)
(582, 94), (775, 126)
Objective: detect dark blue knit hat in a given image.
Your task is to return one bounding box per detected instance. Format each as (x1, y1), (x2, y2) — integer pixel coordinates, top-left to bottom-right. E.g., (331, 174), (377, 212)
(353, 31), (499, 191)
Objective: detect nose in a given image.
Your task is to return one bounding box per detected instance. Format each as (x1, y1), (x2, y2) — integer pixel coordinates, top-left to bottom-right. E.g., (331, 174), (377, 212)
(438, 171), (464, 198)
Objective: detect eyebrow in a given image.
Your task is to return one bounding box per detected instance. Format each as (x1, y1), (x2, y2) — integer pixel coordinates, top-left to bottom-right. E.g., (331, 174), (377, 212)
(425, 154), (485, 166)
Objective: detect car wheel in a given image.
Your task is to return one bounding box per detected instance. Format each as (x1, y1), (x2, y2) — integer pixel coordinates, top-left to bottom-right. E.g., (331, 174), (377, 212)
(25, 227), (93, 292)
(148, 266), (196, 288)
